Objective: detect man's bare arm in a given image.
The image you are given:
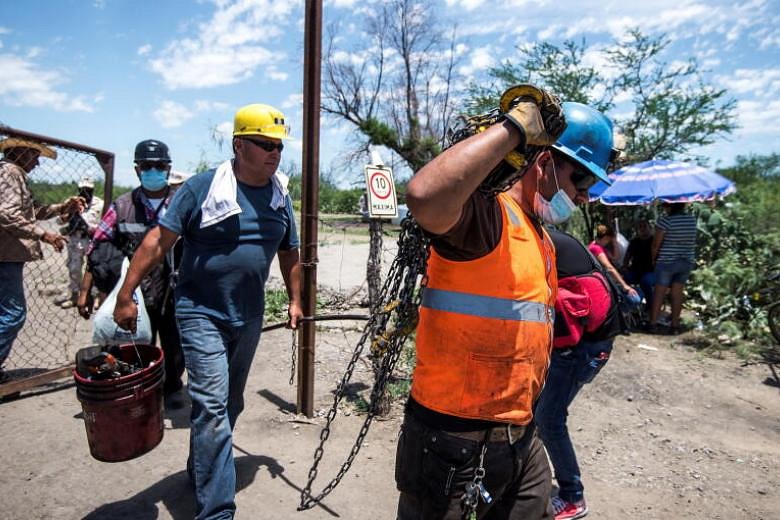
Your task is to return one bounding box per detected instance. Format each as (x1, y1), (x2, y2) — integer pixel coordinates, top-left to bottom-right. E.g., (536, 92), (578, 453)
(406, 121), (523, 235)
(277, 248), (303, 329)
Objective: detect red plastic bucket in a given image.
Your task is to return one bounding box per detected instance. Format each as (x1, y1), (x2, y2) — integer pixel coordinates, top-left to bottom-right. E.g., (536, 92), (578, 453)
(73, 344), (165, 462)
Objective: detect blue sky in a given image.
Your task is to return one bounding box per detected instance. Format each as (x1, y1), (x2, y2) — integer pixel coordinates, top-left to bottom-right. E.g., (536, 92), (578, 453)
(1, 0), (778, 187)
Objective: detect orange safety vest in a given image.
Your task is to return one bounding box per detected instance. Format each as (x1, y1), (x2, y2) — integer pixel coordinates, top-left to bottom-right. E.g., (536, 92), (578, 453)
(411, 192), (557, 425)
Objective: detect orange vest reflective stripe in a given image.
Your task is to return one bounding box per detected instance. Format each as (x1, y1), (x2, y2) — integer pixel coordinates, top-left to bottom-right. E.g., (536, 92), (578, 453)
(411, 192), (557, 425)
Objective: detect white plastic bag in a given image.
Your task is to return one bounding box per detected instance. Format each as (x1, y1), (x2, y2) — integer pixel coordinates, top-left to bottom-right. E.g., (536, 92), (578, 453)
(614, 232), (629, 268)
(92, 258), (153, 346)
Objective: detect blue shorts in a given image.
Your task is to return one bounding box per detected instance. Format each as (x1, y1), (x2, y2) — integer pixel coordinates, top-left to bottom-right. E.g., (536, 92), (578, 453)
(655, 259), (694, 286)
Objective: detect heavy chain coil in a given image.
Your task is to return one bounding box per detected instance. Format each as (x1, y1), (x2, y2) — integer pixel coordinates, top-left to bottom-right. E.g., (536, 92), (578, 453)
(298, 216), (430, 510)
(445, 108), (542, 196)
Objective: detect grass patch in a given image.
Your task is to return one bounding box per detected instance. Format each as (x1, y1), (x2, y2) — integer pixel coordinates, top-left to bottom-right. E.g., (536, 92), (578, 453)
(264, 288), (292, 322)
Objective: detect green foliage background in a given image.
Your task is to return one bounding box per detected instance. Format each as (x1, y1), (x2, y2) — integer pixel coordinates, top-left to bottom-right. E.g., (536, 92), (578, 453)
(30, 180), (131, 206)
(685, 154), (780, 352)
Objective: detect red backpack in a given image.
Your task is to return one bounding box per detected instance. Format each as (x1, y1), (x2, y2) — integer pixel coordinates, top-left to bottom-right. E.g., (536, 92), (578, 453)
(553, 271), (615, 348)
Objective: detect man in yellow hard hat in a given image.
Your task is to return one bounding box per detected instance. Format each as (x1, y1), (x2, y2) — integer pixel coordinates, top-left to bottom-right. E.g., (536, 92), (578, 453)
(112, 104), (302, 519)
(0, 138), (84, 380)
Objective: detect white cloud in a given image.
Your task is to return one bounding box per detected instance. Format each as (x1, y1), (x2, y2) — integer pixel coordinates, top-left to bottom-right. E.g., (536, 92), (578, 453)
(215, 120), (233, 141)
(281, 93), (303, 110)
(154, 99), (232, 128)
(153, 100), (194, 128)
(268, 68), (288, 81)
(0, 53), (93, 112)
(26, 47), (42, 59)
(458, 45), (496, 76)
(148, 0), (299, 89)
(734, 99), (780, 135)
(194, 99), (229, 112)
(137, 44), (152, 56)
(327, 0), (359, 7)
(445, 0), (488, 10)
(717, 68), (780, 97)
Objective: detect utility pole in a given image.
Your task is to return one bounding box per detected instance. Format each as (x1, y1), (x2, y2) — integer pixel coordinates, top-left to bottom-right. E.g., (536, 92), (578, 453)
(297, 0), (322, 418)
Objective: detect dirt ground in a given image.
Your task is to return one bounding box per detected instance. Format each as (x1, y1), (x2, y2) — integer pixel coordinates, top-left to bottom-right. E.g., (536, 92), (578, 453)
(1, 226), (779, 520)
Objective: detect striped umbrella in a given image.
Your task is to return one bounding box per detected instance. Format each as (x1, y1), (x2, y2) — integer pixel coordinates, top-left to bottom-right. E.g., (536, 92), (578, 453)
(594, 159), (736, 206)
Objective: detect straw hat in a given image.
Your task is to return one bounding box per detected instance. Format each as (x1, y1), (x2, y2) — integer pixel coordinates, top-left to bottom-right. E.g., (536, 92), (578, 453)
(0, 138), (57, 159)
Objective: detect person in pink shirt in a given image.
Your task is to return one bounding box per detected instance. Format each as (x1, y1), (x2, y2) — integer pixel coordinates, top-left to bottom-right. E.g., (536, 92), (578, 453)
(588, 224), (639, 303)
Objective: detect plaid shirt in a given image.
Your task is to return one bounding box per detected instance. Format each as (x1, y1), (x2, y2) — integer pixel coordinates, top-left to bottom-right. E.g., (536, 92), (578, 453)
(87, 188), (173, 255)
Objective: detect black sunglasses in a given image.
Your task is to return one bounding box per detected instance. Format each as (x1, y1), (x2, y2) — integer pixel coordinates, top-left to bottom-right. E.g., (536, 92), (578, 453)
(570, 169), (598, 191)
(244, 138), (284, 153)
(137, 161), (170, 170)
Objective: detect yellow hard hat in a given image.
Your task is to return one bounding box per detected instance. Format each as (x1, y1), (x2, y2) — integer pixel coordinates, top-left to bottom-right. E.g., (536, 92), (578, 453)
(0, 138), (57, 159)
(233, 104), (290, 139)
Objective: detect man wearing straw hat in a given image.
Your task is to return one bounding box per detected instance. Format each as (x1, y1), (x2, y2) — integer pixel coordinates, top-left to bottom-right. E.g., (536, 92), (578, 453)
(0, 138), (84, 381)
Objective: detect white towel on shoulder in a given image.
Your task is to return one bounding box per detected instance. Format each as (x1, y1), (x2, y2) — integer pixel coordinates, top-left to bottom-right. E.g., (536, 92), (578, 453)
(200, 160), (241, 229)
(200, 160), (290, 229)
(270, 172), (290, 211)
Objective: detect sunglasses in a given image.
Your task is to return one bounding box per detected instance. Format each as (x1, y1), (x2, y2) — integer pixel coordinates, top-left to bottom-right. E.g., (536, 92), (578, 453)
(244, 138), (284, 153)
(137, 161), (169, 171)
(570, 169), (598, 191)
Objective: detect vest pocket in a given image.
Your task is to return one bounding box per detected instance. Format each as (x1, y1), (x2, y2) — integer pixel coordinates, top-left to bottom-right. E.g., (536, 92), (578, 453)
(461, 353), (532, 418)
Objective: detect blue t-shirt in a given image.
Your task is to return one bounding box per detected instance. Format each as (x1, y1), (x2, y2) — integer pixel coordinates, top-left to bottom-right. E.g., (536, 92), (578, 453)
(160, 169), (299, 325)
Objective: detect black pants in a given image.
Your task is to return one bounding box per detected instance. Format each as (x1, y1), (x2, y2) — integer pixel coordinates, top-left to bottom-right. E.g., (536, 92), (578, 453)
(147, 295), (184, 395)
(395, 410), (553, 520)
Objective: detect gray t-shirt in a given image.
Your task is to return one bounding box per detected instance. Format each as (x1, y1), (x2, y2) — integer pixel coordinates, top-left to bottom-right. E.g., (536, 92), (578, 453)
(160, 169), (299, 325)
(656, 213), (697, 263)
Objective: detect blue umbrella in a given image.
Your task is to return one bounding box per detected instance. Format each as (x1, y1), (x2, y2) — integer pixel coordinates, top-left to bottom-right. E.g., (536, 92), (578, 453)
(596, 159), (736, 206)
(588, 171), (619, 201)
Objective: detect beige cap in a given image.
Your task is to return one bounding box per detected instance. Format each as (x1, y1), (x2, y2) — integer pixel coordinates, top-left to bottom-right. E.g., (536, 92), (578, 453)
(77, 176), (95, 188)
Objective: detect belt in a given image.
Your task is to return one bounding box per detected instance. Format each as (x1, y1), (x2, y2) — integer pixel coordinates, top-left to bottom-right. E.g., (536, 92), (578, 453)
(442, 423), (528, 444)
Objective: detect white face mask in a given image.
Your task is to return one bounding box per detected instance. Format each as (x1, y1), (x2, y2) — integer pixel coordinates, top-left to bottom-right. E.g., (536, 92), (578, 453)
(533, 157), (577, 225)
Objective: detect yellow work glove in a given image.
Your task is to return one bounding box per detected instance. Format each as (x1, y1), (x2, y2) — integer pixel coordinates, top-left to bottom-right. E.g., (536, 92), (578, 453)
(499, 84), (567, 168)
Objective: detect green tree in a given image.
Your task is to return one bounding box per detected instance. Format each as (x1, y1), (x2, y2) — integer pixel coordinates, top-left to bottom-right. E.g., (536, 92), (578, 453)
(684, 154), (780, 351)
(322, 0), (461, 172)
(468, 39), (612, 114)
(468, 29), (737, 165)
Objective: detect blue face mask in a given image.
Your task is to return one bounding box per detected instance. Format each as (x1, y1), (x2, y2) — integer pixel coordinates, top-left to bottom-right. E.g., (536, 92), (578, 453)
(139, 168), (168, 191)
(533, 157), (577, 225)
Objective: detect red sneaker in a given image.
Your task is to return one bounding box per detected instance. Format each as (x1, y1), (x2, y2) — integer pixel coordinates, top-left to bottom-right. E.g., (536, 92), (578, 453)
(552, 496), (588, 520)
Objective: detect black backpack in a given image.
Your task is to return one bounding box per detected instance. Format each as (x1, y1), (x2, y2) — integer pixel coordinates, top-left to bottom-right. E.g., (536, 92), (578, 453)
(86, 240), (125, 294)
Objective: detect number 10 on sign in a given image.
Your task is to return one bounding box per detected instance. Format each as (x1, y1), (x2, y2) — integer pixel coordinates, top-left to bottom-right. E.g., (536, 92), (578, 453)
(364, 165), (398, 218)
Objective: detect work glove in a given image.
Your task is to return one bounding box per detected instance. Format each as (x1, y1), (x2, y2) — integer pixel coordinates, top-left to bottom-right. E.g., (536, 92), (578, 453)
(499, 84), (566, 168)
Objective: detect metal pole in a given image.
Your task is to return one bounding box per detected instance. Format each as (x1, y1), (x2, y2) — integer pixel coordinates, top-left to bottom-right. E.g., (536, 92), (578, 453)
(297, 0), (322, 418)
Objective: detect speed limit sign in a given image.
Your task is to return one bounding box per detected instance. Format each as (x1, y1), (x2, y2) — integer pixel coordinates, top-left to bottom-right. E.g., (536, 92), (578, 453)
(364, 165), (398, 218)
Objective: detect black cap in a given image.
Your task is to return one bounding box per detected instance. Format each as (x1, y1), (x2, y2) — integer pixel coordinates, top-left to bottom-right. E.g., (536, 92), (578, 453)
(134, 139), (171, 163)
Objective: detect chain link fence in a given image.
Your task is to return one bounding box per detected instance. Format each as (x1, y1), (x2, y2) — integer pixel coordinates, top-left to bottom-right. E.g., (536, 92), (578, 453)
(1, 126), (113, 393)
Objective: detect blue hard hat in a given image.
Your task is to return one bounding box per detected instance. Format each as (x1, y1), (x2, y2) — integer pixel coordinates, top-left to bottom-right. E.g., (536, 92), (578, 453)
(552, 102), (614, 185)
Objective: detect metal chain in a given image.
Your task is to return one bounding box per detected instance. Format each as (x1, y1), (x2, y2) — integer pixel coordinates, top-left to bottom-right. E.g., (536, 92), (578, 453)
(461, 443), (491, 519)
(446, 109), (541, 196)
(298, 216), (430, 510)
(289, 329), (297, 386)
